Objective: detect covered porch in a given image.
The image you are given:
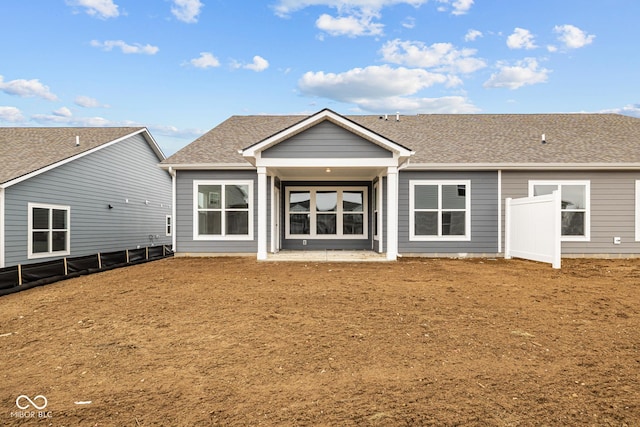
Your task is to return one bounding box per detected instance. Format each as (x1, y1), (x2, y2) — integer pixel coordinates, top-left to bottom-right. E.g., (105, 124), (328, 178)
(241, 109), (414, 262)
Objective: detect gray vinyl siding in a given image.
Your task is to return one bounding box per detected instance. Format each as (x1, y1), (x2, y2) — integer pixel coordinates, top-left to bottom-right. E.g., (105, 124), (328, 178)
(501, 170), (640, 255)
(3, 134), (172, 266)
(262, 121), (392, 159)
(398, 171), (499, 255)
(175, 170), (259, 254)
(281, 181), (373, 250)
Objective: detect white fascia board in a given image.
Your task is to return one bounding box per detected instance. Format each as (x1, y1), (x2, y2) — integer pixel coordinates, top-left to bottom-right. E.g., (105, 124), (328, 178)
(1, 128), (151, 189)
(159, 163), (255, 170)
(405, 163), (640, 171)
(242, 109), (413, 158)
(139, 128), (167, 161)
(255, 157), (399, 168)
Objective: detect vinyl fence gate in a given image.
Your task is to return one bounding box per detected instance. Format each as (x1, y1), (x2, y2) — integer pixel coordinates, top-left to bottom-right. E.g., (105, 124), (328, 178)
(505, 191), (561, 269)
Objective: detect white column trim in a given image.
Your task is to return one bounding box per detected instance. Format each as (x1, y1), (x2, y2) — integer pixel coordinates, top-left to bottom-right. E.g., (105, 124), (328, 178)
(257, 167), (268, 260)
(269, 173), (275, 254)
(386, 167), (398, 260)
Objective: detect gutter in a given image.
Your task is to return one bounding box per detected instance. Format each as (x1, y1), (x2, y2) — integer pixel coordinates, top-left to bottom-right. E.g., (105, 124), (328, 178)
(159, 163), (255, 171)
(405, 163), (640, 171)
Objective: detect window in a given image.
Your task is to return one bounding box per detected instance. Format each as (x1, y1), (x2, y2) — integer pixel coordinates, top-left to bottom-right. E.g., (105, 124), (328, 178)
(28, 203), (70, 259)
(285, 187), (367, 239)
(193, 180), (253, 240)
(529, 180), (590, 241)
(410, 180), (471, 241)
(166, 215), (172, 236)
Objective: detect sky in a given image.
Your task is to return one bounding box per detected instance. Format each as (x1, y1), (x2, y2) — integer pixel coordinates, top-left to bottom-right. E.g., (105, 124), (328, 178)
(1, 0), (639, 156)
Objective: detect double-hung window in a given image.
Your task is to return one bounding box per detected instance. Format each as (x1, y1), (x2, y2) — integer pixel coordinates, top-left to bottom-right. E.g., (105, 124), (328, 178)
(286, 187), (367, 239)
(28, 203), (70, 259)
(410, 180), (471, 241)
(194, 180), (253, 240)
(529, 180), (590, 241)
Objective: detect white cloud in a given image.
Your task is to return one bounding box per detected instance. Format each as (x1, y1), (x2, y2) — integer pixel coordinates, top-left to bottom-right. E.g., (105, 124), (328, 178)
(75, 95), (108, 108)
(0, 106), (25, 123)
(31, 111), (113, 126)
(554, 24), (595, 49)
(434, 0), (473, 15)
(356, 95), (479, 113)
(53, 107), (73, 117)
(464, 29), (482, 42)
(401, 16), (415, 29)
(149, 124), (206, 140)
(90, 40), (159, 55)
(600, 104), (640, 118)
(171, 0), (203, 23)
(380, 39), (486, 74)
(316, 13), (384, 37)
(483, 58), (550, 89)
(66, 0), (119, 19)
(232, 56), (270, 72)
(298, 65), (449, 101)
(507, 28), (537, 50)
(298, 64), (479, 113)
(450, 0), (474, 15)
(0, 75), (58, 101)
(189, 52), (221, 69)
(244, 56), (270, 72)
(273, 1), (427, 17)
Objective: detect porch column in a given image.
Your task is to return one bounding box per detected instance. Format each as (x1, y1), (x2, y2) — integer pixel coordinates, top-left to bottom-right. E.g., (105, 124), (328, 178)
(257, 167), (268, 260)
(386, 167), (398, 261)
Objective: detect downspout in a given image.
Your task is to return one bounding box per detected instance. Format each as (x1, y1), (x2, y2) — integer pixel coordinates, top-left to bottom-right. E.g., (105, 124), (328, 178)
(0, 186), (4, 268)
(168, 167), (177, 252)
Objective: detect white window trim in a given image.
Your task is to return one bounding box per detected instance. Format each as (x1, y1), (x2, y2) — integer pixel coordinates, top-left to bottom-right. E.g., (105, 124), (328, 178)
(409, 180), (471, 242)
(165, 215), (172, 237)
(27, 202), (71, 259)
(285, 186), (368, 240)
(528, 180), (590, 242)
(193, 180), (254, 241)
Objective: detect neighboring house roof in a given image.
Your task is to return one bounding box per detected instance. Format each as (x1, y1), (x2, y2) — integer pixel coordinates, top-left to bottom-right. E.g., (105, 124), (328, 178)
(162, 111), (640, 169)
(0, 127), (165, 186)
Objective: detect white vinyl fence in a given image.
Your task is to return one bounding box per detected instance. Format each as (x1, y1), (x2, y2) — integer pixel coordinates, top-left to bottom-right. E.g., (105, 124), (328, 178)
(505, 191), (561, 269)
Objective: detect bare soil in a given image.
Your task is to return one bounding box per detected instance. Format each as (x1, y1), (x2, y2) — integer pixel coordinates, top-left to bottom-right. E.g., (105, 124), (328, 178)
(1, 256), (639, 426)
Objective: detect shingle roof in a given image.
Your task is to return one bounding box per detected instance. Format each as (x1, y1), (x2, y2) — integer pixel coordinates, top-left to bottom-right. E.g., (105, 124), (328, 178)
(162, 112), (640, 167)
(0, 127), (148, 185)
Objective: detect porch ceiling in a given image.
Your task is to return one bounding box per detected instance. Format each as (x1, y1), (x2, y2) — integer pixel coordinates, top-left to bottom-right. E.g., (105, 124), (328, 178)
(270, 166), (385, 181)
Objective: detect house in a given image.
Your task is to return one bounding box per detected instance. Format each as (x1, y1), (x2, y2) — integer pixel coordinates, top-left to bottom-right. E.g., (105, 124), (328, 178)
(160, 108), (640, 261)
(0, 127), (172, 268)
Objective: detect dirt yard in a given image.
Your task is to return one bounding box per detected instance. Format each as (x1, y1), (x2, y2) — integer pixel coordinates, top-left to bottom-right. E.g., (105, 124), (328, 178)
(1, 256), (639, 426)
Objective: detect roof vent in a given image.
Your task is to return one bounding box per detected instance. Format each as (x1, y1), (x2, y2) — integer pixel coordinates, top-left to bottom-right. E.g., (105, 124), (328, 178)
(396, 112), (400, 122)
(541, 133), (546, 144)
(75, 135), (80, 146)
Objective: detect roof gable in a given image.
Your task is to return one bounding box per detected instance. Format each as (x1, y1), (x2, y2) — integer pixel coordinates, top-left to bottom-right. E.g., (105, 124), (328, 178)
(0, 127), (164, 187)
(241, 109), (414, 162)
(261, 120), (393, 159)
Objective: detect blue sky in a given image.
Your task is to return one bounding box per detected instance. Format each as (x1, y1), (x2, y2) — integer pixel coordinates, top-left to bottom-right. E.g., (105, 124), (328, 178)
(1, 0), (638, 155)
